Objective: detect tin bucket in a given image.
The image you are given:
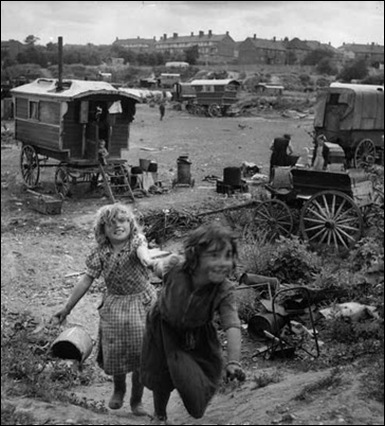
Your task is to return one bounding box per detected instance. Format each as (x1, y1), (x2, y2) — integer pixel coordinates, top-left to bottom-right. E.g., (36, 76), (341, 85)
(51, 326), (93, 363)
(248, 313), (287, 339)
(139, 159), (151, 172)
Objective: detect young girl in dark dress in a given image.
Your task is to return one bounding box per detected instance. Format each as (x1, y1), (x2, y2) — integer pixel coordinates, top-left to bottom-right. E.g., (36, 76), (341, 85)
(141, 222), (245, 425)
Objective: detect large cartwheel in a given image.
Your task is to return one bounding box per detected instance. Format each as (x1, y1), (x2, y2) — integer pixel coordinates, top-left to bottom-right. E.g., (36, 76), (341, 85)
(20, 145), (40, 188)
(299, 190), (363, 250)
(253, 199), (294, 241)
(207, 103), (222, 118)
(353, 138), (376, 168)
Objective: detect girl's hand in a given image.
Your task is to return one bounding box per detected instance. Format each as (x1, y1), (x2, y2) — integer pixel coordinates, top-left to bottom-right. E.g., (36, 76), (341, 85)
(51, 307), (70, 325)
(226, 362), (246, 382)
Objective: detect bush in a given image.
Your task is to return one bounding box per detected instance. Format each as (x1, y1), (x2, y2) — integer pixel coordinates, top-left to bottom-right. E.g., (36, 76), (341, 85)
(337, 59), (369, 82)
(259, 236), (321, 284)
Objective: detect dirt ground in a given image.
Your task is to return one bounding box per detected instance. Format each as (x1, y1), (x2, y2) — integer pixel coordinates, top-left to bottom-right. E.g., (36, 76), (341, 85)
(1, 104), (384, 425)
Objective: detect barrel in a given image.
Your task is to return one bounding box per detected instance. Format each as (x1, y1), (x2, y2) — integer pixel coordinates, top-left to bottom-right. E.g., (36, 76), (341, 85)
(177, 156), (192, 184)
(248, 313), (286, 339)
(51, 326), (93, 363)
(223, 167), (242, 186)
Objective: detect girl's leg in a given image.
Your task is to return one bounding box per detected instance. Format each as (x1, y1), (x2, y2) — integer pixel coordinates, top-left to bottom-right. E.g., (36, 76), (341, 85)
(153, 389), (171, 422)
(130, 369), (148, 416)
(108, 374), (126, 409)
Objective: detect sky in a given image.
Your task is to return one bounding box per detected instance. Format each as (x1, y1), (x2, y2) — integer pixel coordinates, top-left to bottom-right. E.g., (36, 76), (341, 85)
(1, 1), (384, 48)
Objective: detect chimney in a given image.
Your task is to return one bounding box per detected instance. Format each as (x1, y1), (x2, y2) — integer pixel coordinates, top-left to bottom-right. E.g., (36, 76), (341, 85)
(253, 34), (257, 40)
(173, 32), (178, 39)
(57, 36), (63, 91)
(163, 33), (167, 40)
(199, 30), (204, 37)
(273, 36), (276, 42)
(191, 32), (194, 36)
(226, 31), (229, 36)
(208, 30), (212, 37)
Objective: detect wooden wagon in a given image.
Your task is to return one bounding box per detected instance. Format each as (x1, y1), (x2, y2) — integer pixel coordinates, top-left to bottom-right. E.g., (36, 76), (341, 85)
(201, 158), (380, 250)
(11, 78), (141, 201)
(253, 165), (377, 250)
(314, 83), (384, 168)
(186, 79), (240, 117)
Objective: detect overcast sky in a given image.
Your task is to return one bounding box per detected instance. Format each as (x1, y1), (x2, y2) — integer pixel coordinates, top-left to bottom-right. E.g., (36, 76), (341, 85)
(1, 1), (384, 48)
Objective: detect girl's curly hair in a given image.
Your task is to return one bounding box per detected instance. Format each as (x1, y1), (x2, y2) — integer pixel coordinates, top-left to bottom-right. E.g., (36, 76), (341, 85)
(93, 203), (142, 246)
(183, 222), (238, 274)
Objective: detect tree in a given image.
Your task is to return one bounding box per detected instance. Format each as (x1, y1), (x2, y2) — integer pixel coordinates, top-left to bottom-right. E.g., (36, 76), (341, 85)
(337, 59), (369, 82)
(302, 48), (334, 66)
(24, 35), (40, 46)
(316, 58), (338, 76)
(185, 45), (199, 65)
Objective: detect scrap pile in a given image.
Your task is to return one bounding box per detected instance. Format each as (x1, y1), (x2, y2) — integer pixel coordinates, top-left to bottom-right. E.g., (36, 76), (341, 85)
(141, 208), (203, 244)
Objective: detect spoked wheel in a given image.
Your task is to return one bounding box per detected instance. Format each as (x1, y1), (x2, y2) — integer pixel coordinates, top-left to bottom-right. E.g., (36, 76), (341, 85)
(354, 139), (376, 168)
(54, 165), (71, 198)
(253, 199), (294, 241)
(20, 145), (40, 188)
(300, 190), (363, 250)
(208, 103), (221, 118)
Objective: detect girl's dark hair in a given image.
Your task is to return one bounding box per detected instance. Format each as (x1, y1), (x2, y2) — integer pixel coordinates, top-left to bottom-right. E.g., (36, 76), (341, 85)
(183, 222), (238, 274)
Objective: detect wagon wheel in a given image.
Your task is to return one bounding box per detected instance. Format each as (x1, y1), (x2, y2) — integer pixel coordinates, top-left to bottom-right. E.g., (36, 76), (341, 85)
(20, 145), (40, 188)
(54, 166), (71, 198)
(208, 103), (221, 118)
(354, 139), (376, 168)
(300, 190), (363, 250)
(252, 199), (294, 241)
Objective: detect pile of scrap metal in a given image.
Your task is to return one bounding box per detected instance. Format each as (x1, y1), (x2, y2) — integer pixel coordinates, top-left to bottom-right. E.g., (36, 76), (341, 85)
(236, 273), (351, 360)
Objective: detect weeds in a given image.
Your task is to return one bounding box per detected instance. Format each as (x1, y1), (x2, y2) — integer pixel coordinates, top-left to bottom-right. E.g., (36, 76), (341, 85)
(1, 309), (107, 415)
(294, 367), (343, 401)
(251, 369), (283, 389)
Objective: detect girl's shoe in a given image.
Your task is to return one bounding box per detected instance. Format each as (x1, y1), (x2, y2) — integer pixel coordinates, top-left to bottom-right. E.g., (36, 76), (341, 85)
(151, 414), (173, 425)
(131, 402), (149, 416)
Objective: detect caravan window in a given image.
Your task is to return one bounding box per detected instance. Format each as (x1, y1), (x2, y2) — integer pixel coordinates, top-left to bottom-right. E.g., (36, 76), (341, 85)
(29, 101), (39, 120)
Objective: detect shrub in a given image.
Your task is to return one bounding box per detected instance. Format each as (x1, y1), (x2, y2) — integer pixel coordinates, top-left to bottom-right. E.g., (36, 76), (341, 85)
(259, 236), (321, 284)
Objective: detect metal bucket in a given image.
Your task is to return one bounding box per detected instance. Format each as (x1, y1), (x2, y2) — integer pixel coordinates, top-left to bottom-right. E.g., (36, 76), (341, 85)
(51, 326), (93, 363)
(248, 313), (287, 339)
(139, 159), (151, 171)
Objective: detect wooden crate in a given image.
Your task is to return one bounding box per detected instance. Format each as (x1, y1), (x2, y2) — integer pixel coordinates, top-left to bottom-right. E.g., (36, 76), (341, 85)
(28, 191), (62, 215)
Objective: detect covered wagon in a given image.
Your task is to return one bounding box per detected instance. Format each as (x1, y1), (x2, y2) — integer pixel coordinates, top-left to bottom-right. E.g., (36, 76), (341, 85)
(11, 78), (141, 200)
(314, 83), (384, 167)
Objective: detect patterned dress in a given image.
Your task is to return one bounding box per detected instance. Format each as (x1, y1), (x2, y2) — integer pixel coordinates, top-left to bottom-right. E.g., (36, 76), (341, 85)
(85, 234), (157, 375)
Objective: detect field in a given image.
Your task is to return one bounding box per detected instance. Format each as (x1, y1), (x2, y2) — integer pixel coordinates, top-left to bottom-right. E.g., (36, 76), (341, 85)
(1, 104), (384, 425)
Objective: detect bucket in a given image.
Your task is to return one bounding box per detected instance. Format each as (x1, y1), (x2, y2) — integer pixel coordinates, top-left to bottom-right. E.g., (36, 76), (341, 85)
(248, 313), (287, 339)
(51, 326), (93, 363)
(139, 159), (151, 171)
(148, 161), (158, 172)
(223, 167), (242, 186)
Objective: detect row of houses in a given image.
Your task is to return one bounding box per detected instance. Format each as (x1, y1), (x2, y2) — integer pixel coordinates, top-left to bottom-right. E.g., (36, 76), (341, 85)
(2, 30), (384, 67)
(113, 30), (384, 67)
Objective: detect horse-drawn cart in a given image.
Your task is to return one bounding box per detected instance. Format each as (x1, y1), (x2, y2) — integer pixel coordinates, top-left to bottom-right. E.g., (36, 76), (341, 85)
(185, 79), (240, 117)
(11, 78), (140, 202)
(254, 166), (376, 250)
(314, 83), (384, 168)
